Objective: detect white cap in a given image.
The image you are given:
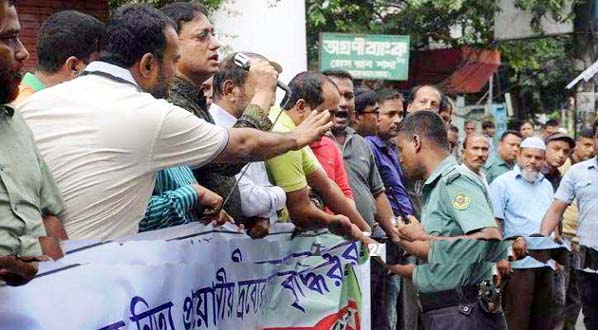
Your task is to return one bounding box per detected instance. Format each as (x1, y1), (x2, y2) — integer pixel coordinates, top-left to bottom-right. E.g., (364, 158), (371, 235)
(520, 136), (546, 151)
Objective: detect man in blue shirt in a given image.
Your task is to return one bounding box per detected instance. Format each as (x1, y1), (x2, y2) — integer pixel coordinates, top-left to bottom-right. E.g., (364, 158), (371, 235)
(489, 137), (558, 330)
(541, 120), (598, 330)
(359, 87), (416, 330)
(363, 88), (414, 218)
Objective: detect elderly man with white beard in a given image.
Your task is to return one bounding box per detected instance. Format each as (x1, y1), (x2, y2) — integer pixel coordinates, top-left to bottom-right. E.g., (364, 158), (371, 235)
(489, 137), (558, 330)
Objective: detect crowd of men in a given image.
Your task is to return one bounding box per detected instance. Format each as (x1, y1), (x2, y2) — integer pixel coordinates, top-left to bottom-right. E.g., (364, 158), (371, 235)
(0, 1), (597, 330)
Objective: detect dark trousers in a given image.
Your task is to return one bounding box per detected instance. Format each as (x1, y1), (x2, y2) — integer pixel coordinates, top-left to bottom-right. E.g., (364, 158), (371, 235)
(563, 252), (582, 330)
(503, 267), (555, 330)
(580, 271), (598, 330)
(422, 302), (507, 330)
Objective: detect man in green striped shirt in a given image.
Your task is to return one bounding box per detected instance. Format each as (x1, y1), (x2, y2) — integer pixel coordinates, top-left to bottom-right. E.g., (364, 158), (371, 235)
(139, 167), (224, 232)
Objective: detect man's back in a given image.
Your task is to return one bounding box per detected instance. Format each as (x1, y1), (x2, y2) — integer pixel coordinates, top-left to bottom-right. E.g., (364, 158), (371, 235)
(19, 66), (227, 240)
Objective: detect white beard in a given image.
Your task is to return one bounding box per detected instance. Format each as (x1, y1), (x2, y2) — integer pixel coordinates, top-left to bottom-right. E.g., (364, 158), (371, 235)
(521, 168), (539, 183)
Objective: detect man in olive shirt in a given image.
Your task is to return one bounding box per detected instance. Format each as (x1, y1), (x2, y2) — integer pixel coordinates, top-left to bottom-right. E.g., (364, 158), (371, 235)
(392, 111), (506, 329)
(162, 3), (274, 222)
(0, 0), (65, 285)
(485, 130), (522, 184)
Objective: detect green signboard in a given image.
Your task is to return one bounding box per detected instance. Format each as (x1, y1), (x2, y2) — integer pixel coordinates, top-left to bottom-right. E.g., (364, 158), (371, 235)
(319, 33), (410, 81)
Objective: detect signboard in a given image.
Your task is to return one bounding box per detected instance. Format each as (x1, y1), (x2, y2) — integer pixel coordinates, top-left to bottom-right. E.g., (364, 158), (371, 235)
(494, 0), (573, 40)
(319, 33), (410, 80)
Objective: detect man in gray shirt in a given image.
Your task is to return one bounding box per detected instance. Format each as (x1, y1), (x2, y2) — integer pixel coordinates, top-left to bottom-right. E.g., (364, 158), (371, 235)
(540, 119), (598, 329)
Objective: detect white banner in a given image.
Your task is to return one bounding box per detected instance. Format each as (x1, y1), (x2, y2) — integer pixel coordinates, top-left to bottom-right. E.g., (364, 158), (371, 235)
(0, 223), (370, 330)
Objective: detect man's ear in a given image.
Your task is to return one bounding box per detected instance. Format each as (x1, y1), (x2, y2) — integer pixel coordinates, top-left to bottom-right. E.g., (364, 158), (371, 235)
(223, 80), (235, 98)
(138, 53), (156, 78)
(296, 99), (308, 115)
(64, 56), (82, 79)
(413, 134), (422, 153)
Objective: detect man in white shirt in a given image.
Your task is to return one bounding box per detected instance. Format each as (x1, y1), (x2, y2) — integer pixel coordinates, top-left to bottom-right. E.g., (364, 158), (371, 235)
(209, 54), (286, 238)
(460, 133), (490, 188)
(18, 5), (335, 240)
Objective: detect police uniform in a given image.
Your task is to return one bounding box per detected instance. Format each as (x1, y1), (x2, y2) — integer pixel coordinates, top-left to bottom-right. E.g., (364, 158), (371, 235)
(412, 156), (508, 330)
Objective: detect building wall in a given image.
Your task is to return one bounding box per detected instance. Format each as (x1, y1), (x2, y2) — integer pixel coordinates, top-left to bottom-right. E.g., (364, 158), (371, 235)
(17, 0), (109, 72)
(211, 0), (307, 102)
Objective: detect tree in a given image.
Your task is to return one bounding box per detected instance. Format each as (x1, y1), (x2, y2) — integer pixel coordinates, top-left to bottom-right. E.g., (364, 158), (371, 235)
(306, 0), (575, 119)
(108, 0), (224, 10)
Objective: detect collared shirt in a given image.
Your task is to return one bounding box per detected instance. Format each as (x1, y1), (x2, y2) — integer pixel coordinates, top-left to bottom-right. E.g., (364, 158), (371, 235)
(484, 153), (514, 184)
(13, 72), (46, 106)
(333, 127), (385, 236)
(489, 166), (554, 239)
(265, 107), (321, 195)
(209, 103), (286, 221)
(554, 157), (598, 251)
(169, 77), (272, 223)
(139, 166), (199, 232)
(413, 156), (497, 293)
(541, 165), (562, 192)
(310, 136), (354, 200)
(459, 164), (489, 192)
(365, 135), (413, 217)
(19, 61), (229, 240)
(0, 105), (63, 256)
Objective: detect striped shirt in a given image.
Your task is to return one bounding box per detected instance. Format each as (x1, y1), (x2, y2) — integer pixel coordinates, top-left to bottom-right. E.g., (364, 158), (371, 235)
(139, 166), (199, 232)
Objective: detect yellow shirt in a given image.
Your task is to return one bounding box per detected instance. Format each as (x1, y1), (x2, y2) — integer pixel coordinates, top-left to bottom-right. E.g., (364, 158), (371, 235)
(265, 107), (321, 193)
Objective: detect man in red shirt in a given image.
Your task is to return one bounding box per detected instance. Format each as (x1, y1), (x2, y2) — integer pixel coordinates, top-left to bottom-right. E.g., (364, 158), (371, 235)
(310, 135), (354, 208)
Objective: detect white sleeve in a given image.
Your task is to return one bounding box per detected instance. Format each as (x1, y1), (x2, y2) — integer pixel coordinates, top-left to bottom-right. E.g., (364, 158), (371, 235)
(238, 162), (287, 218)
(150, 105), (229, 171)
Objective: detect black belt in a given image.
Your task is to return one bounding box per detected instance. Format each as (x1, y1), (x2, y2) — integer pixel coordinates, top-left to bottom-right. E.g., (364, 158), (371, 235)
(418, 285), (479, 312)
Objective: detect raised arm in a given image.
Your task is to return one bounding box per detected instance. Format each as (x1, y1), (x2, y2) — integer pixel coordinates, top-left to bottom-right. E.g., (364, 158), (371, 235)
(214, 110), (333, 163)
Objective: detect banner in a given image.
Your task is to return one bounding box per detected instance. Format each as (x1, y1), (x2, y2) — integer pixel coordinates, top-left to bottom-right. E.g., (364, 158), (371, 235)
(319, 33), (410, 81)
(0, 224), (370, 330)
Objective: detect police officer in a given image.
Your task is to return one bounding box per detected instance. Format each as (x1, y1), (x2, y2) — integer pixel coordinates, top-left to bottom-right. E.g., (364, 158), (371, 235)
(390, 111), (508, 330)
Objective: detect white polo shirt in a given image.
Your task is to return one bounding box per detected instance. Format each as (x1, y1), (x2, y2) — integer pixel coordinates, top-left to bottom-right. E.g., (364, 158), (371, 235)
(18, 62), (229, 240)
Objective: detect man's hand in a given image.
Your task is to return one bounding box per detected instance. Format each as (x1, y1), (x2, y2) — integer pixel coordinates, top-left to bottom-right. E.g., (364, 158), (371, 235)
(246, 60), (278, 111)
(291, 110), (334, 150)
(494, 259), (511, 286)
(397, 216), (427, 242)
(0, 256), (44, 286)
(329, 215), (358, 239)
(246, 217), (270, 239)
(512, 237), (527, 260)
(194, 184), (230, 227)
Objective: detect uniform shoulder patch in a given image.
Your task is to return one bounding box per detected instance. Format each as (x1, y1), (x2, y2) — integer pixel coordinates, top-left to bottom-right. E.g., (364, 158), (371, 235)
(452, 193), (471, 210)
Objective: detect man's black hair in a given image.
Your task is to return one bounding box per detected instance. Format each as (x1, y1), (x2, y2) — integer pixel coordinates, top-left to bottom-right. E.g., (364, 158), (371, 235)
(448, 124), (459, 133)
(284, 71), (336, 110)
(399, 111), (449, 150)
(36, 10), (105, 73)
(543, 119), (560, 128)
(593, 119), (598, 137)
(439, 94), (453, 114)
(482, 120), (495, 130)
(579, 128), (594, 139)
(406, 84), (443, 105)
(212, 52), (268, 98)
(160, 2), (208, 34)
(100, 4), (176, 68)
(354, 86), (377, 113)
(500, 130), (522, 142)
(376, 88), (403, 103)
(322, 69), (353, 81)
